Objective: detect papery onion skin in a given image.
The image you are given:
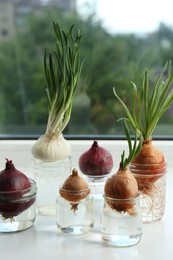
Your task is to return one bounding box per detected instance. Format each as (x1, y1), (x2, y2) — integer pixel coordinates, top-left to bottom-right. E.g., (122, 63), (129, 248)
(131, 139), (166, 188)
(32, 133), (71, 162)
(0, 159), (35, 219)
(60, 169), (90, 203)
(132, 139), (165, 166)
(104, 168), (138, 212)
(79, 140), (113, 176)
(0, 159), (31, 195)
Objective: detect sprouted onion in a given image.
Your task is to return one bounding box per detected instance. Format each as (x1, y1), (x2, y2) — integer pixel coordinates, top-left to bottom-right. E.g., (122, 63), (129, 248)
(60, 168), (90, 212)
(104, 119), (142, 215)
(113, 61), (173, 189)
(32, 22), (83, 162)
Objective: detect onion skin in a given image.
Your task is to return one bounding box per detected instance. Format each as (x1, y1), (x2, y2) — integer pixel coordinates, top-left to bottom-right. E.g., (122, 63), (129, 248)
(132, 139), (165, 166)
(0, 159), (35, 219)
(104, 168), (138, 212)
(131, 139), (166, 189)
(32, 133), (71, 162)
(60, 169), (90, 203)
(0, 160), (31, 194)
(79, 140), (113, 176)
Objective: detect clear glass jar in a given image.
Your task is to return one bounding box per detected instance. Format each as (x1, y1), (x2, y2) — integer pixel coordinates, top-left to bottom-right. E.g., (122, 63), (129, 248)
(129, 162), (167, 223)
(100, 194), (142, 247)
(56, 186), (94, 235)
(32, 156), (71, 216)
(0, 179), (37, 232)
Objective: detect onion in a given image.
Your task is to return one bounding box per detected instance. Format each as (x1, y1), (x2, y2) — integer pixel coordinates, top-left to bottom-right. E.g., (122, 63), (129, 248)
(32, 133), (71, 162)
(131, 139), (166, 188)
(104, 168), (138, 213)
(132, 138), (165, 166)
(78, 140), (113, 177)
(113, 63), (173, 193)
(0, 159), (35, 219)
(32, 23), (83, 163)
(60, 168), (90, 212)
(103, 119), (142, 214)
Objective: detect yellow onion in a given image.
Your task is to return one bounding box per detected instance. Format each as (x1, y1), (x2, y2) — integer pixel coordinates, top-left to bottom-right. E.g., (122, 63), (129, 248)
(60, 168), (90, 203)
(132, 138), (165, 165)
(131, 138), (166, 192)
(104, 168), (138, 213)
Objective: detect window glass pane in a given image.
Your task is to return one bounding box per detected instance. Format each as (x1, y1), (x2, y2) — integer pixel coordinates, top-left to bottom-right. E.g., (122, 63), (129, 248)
(0, 0), (173, 138)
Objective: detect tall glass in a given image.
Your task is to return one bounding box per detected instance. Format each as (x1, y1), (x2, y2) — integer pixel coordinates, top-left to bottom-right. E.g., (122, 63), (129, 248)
(32, 156), (71, 216)
(130, 161), (166, 223)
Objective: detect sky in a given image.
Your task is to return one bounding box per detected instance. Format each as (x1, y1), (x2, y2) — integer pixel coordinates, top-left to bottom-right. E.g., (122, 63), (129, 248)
(76, 0), (173, 34)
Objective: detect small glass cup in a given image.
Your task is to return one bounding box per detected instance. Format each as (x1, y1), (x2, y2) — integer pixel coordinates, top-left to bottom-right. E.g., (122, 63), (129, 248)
(100, 194), (142, 247)
(0, 179), (37, 232)
(56, 186), (94, 235)
(129, 162), (167, 223)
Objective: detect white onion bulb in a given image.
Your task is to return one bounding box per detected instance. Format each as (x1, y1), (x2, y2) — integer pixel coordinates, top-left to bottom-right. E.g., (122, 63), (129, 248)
(32, 133), (71, 162)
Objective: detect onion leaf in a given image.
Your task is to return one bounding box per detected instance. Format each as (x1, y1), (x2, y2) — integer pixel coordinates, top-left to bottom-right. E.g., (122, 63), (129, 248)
(114, 61), (173, 141)
(44, 22), (83, 137)
(120, 119), (143, 170)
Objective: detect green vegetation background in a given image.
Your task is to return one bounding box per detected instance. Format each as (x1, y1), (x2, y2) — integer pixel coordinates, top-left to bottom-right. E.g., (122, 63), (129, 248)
(0, 7), (173, 136)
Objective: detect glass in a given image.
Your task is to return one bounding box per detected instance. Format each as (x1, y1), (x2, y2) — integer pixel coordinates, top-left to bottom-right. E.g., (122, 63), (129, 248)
(56, 186), (94, 235)
(81, 171), (112, 184)
(130, 162), (167, 223)
(32, 156), (71, 216)
(0, 179), (37, 232)
(100, 195), (142, 247)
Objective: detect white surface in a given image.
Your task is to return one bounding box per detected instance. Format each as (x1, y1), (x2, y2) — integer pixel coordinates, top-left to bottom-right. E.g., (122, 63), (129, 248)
(0, 140), (173, 259)
(0, 168), (172, 260)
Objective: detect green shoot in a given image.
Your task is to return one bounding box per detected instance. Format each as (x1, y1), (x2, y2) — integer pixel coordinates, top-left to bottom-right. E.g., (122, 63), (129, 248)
(113, 61), (173, 141)
(44, 22), (83, 137)
(119, 119), (143, 170)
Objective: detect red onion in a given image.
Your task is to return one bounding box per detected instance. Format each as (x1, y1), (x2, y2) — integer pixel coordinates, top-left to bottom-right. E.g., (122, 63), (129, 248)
(78, 141), (113, 177)
(0, 159), (35, 219)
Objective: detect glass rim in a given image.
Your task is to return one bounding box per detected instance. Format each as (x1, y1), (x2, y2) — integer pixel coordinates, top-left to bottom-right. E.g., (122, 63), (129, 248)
(59, 184), (91, 194)
(0, 178), (37, 195)
(132, 171), (166, 178)
(103, 193), (140, 202)
(81, 172), (111, 178)
(130, 160), (167, 167)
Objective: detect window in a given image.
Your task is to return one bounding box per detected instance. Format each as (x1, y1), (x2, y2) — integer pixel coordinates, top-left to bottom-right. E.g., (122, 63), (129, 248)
(0, 0), (173, 139)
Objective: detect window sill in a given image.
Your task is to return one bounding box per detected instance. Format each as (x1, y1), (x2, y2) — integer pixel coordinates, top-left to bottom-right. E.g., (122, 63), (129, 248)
(0, 139), (172, 171)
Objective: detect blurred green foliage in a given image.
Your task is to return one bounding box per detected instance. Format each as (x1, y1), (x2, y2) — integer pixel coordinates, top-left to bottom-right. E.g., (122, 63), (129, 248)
(0, 7), (173, 136)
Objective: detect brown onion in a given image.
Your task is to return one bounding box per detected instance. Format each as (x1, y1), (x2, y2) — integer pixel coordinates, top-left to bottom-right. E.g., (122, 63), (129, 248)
(104, 168), (138, 213)
(131, 139), (166, 191)
(60, 168), (90, 203)
(78, 140), (113, 177)
(132, 138), (165, 165)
